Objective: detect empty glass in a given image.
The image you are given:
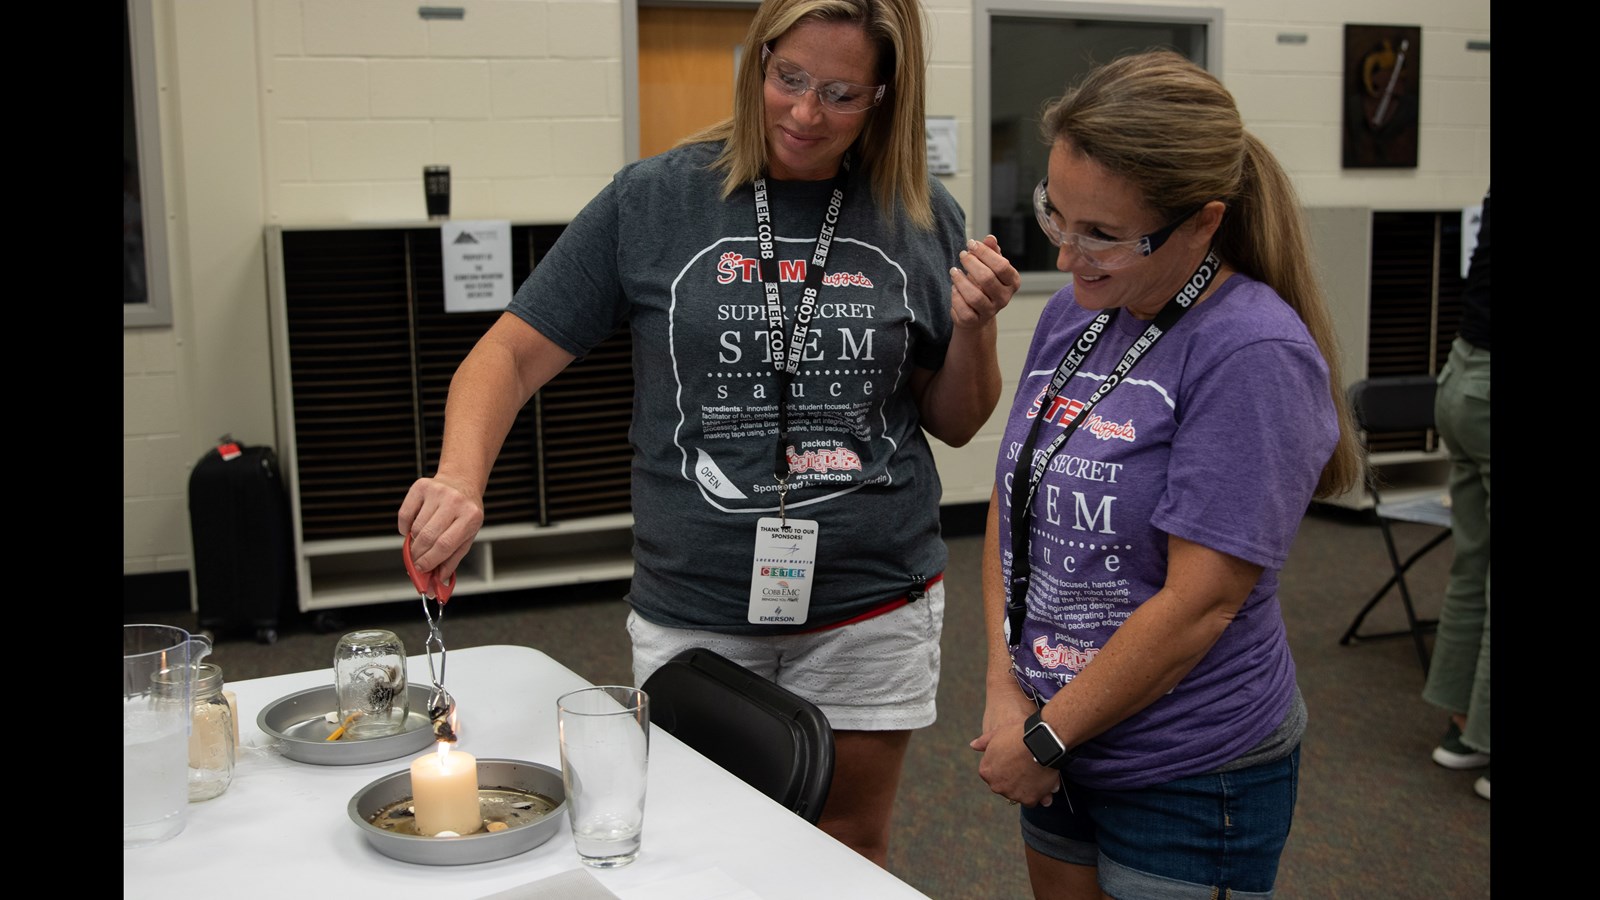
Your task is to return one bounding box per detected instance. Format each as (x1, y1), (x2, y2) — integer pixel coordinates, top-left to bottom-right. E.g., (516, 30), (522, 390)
(557, 686), (650, 868)
(334, 630), (410, 739)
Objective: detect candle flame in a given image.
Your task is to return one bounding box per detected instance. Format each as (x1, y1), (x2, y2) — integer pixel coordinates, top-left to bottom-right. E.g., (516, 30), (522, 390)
(435, 740), (451, 764)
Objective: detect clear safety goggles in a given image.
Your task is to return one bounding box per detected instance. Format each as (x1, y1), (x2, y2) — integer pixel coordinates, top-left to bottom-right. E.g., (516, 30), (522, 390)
(762, 45), (885, 114)
(1033, 179), (1202, 270)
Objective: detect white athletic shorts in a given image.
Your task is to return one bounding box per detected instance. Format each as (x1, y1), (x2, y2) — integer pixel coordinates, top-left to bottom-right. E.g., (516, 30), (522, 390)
(626, 579), (945, 731)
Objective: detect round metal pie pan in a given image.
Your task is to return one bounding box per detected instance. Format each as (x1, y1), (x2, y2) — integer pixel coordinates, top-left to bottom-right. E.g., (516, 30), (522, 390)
(257, 684), (436, 766)
(348, 759), (567, 866)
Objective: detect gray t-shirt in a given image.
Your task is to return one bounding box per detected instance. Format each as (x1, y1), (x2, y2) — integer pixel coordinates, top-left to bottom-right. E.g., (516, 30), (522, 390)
(509, 142), (969, 634)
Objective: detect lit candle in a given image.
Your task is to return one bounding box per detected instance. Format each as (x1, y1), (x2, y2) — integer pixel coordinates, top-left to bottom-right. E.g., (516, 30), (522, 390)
(409, 744), (482, 836)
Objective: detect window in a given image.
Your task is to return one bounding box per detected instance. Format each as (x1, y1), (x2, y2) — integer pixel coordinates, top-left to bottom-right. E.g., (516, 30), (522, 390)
(976, 2), (1221, 278)
(125, 0), (172, 328)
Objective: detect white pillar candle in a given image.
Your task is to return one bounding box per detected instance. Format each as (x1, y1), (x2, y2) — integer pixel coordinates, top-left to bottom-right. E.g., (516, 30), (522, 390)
(409, 745), (482, 836)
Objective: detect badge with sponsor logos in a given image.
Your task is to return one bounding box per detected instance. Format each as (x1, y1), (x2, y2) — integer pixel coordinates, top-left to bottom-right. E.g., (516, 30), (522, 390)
(749, 517), (818, 625)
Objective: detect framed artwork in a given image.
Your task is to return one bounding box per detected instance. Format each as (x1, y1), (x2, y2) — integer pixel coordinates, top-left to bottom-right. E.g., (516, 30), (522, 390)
(1342, 24), (1421, 169)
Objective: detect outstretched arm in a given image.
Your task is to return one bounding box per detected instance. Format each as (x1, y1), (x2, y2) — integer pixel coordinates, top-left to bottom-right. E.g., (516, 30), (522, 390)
(398, 313), (576, 581)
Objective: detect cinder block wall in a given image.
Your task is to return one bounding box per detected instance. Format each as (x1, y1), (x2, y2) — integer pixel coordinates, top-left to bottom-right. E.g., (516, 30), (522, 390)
(124, 0), (1490, 580)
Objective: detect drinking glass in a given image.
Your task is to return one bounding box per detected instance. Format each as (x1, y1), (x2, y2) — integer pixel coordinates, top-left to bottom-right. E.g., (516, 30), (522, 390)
(334, 630), (410, 739)
(557, 686), (650, 868)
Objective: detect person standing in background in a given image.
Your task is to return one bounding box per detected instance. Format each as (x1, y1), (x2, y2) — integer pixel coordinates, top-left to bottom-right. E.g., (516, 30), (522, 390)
(400, 0), (1017, 865)
(1422, 188), (1491, 800)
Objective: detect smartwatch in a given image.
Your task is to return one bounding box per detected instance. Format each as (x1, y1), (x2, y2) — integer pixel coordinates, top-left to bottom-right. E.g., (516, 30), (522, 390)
(1022, 710), (1074, 769)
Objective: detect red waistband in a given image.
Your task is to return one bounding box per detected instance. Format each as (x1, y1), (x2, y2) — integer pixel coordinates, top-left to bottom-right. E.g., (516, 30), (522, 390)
(797, 573), (944, 634)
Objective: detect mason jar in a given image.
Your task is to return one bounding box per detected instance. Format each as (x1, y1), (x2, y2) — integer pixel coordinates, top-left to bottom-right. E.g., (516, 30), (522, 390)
(186, 663), (235, 801)
(334, 629), (410, 739)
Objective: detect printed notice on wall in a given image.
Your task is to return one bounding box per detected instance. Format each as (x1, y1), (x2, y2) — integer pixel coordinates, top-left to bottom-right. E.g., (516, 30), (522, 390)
(442, 220), (512, 313)
(1460, 204), (1483, 279)
(925, 117), (958, 176)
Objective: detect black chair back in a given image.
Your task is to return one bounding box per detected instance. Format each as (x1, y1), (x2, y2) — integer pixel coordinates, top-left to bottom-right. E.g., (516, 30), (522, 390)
(1348, 374), (1438, 436)
(642, 647), (834, 824)
(1339, 375), (1449, 672)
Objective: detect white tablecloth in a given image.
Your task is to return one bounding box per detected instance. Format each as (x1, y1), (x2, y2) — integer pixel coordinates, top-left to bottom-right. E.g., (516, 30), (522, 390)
(123, 644), (929, 899)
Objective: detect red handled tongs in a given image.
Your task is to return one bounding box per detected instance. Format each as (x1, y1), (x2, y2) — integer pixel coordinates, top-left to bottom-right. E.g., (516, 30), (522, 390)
(403, 533), (458, 743)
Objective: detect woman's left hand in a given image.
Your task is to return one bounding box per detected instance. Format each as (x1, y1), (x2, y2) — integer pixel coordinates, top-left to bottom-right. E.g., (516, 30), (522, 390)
(949, 234), (1017, 330)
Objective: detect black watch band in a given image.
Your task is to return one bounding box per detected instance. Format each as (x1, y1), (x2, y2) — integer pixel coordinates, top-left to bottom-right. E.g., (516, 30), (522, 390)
(1023, 709), (1073, 769)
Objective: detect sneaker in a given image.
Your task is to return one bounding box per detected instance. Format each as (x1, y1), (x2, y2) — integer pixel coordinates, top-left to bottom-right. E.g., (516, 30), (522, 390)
(1474, 770), (1490, 801)
(1431, 721), (1490, 770)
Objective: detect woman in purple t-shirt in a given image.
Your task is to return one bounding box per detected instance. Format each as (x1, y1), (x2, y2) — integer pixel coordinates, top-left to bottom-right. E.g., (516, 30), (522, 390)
(970, 51), (1362, 899)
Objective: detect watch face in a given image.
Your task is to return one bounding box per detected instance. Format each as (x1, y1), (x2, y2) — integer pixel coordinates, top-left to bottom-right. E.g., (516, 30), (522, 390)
(1025, 718), (1065, 767)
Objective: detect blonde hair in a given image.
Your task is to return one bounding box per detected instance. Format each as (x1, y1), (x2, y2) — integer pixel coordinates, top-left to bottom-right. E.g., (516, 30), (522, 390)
(680, 0), (935, 230)
(1040, 50), (1359, 498)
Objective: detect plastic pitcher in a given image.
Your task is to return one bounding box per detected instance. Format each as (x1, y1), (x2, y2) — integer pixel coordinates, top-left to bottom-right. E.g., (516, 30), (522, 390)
(124, 624), (212, 848)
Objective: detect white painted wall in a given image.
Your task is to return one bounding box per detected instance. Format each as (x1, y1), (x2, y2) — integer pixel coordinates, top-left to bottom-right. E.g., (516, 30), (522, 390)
(124, 0), (1490, 577)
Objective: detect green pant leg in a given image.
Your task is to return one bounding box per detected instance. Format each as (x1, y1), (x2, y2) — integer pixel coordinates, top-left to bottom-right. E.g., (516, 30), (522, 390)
(1421, 337), (1491, 753)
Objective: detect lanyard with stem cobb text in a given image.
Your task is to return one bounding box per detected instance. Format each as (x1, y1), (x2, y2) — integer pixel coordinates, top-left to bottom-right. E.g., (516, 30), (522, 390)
(752, 157), (852, 518)
(1004, 250), (1221, 648)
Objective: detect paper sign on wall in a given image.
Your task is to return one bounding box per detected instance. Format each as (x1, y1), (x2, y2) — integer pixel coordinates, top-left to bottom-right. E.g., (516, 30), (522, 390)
(1460, 204), (1482, 279)
(442, 220), (513, 313)
(925, 117), (958, 176)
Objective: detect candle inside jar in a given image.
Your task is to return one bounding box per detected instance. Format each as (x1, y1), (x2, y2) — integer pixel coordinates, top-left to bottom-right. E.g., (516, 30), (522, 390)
(409, 744), (482, 836)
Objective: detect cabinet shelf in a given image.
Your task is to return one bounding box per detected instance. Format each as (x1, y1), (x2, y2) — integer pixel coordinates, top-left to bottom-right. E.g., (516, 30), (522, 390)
(1316, 447), (1451, 513)
(297, 522), (636, 611)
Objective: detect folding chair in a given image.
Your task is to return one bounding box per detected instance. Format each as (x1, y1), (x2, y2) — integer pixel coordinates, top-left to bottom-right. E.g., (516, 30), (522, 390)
(641, 647), (834, 824)
(1339, 375), (1452, 672)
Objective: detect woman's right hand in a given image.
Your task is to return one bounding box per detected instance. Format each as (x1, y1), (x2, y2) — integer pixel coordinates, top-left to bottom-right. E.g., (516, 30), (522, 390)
(393, 314), (575, 590)
(398, 475), (485, 586)
(971, 684), (1059, 806)
(978, 679), (1037, 741)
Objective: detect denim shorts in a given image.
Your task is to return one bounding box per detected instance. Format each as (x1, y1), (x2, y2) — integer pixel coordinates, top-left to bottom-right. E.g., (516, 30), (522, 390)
(625, 579), (944, 731)
(1021, 747), (1300, 899)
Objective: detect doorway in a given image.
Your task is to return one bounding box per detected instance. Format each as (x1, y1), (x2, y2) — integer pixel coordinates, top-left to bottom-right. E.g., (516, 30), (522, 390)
(637, 4), (758, 159)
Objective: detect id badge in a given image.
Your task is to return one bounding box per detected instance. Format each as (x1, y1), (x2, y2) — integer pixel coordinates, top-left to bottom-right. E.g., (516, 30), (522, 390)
(748, 517), (818, 625)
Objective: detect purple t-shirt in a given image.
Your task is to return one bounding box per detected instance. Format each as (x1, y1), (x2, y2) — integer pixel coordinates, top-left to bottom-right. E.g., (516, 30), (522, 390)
(995, 273), (1337, 789)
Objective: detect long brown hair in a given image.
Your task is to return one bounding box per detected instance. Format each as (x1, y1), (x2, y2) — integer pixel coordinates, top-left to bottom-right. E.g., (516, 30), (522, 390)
(681, 0), (935, 230)
(1040, 50), (1359, 498)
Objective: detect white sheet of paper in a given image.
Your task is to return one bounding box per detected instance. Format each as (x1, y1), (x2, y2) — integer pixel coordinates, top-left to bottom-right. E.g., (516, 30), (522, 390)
(474, 868), (620, 900)
(615, 868), (762, 900)
(474, 866), (761, 900)
(1460, 204), (1483, 279)
(925, 116), (958, 176)
(442, 220), (513, 312)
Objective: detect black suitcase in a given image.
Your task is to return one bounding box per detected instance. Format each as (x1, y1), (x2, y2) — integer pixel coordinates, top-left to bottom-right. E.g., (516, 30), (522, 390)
(188, 437), (295, 644)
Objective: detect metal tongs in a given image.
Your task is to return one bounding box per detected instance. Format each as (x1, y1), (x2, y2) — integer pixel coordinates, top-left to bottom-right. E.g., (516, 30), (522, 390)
(403, 533), (458, 743)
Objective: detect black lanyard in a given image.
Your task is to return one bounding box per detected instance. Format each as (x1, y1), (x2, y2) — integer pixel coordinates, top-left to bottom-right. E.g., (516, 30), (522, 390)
(1004, 251), (1221, 648)
(752, 159), (852, 486)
